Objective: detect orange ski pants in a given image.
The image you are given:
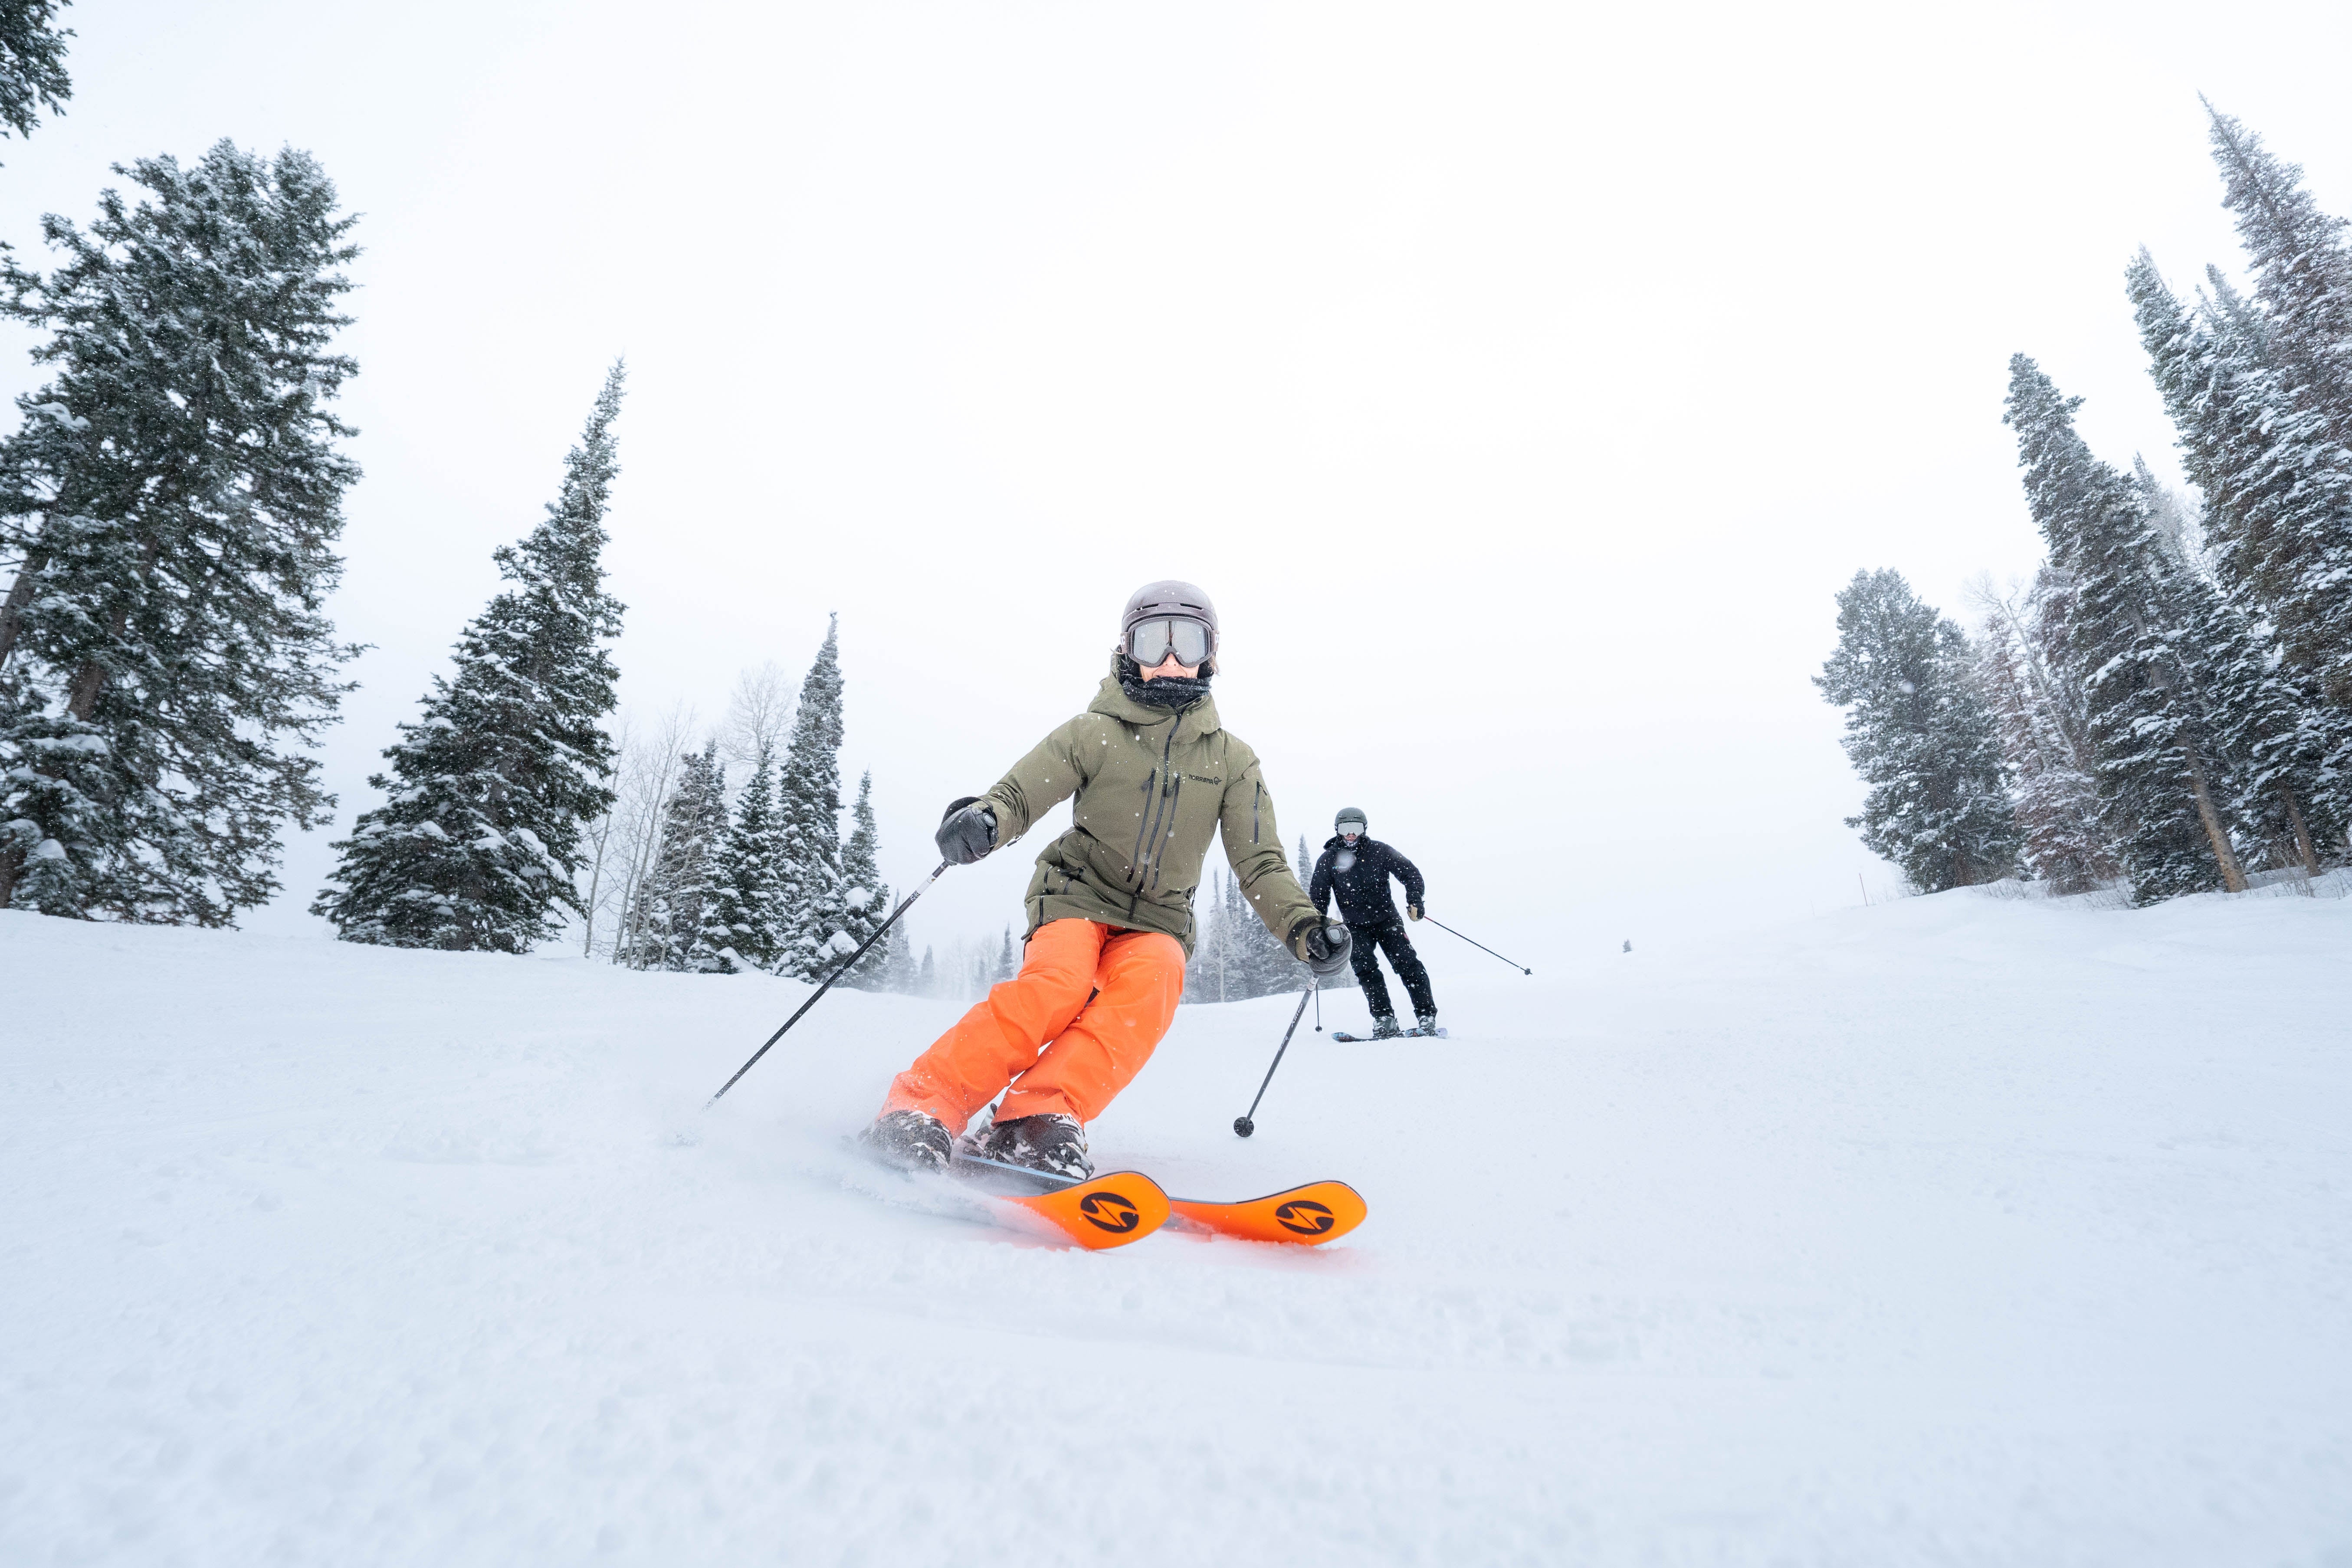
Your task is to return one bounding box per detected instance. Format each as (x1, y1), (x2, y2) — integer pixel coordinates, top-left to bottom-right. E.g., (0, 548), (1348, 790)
(881, 918), (1187, 1132)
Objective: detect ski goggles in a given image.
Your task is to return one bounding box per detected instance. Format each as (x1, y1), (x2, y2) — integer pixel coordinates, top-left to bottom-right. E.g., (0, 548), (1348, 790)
(1125, 615), (1213, 669)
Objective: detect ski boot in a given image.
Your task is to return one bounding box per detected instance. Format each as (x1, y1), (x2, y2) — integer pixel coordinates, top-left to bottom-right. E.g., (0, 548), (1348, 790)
(970, 1112), (1092, 1181)
(1414, 1010), (1440, 1037)
(1368, 1014), (1404, 1040)
(859, 1109), (953, 1173)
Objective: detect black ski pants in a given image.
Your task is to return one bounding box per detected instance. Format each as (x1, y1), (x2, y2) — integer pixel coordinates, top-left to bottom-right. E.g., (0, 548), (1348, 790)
(1346, 918), (1434, 1019)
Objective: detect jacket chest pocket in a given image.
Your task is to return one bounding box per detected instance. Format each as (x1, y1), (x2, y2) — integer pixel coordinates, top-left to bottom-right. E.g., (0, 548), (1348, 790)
(1172, 771), (1222, 843)
(1146, 772), (1220, 889)
(1121, 758), (1189, 889)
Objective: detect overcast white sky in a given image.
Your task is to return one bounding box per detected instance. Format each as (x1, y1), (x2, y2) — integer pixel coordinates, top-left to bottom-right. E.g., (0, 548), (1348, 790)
(7, 0), (2352, 964)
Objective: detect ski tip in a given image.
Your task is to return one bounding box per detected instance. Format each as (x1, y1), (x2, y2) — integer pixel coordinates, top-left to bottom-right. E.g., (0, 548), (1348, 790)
(998, 1170), (1171, 1250)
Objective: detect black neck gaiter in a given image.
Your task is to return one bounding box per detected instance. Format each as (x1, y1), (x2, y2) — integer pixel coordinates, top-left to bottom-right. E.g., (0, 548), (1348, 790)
(1119, 659), (1212, 710)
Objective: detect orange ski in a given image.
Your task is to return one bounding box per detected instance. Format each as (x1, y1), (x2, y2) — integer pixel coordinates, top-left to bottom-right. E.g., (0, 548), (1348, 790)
(1167, 1180), (1367, 1246)
(990, 1170), (1171, 1250)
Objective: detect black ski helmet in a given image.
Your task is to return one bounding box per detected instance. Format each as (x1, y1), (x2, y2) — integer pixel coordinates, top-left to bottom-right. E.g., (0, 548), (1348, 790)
(1335, 807), (1367, 835)
(1119, 579), (1219, 673)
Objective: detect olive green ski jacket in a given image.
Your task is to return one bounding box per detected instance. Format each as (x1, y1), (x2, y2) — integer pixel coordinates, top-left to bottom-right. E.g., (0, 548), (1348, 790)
(978, 658), (1321, 961)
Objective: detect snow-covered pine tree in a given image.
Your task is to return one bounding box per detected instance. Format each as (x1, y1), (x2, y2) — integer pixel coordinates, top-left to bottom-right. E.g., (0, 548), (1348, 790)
(1183, 869), (1227, 1002)
(1184, 863), (1308, 1002)
(0, 143), (361, 922)
(315, 364), (627, 949)
(773, 617), (848, 980)
(1972, 575), (2116, 892)
(2128, 252), (2352, 851)
(2196, 108), (2352, 847)
(668, 745), (732, 973)
(2202, 103), (2352, 444)
(625, 741), (725, 970)
(1217, 872), (1244, 999)
(840, 769), (892, 987)
(1815, 569), (2018, 892)
(2133, 459), (2213, 584)
(0, 1), (71, 158)
(2138, 436), (2333, 870)
(2004, 356), (2255, 900)
(917, 944), (937, 996)
(995, 925), (1016, 983)
(1237, 860), (1305, 997)
(698, 741), (786, 973)
(878, 920), (916, 993)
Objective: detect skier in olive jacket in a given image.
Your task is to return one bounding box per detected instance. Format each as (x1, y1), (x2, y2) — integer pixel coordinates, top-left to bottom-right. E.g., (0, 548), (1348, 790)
(1310, 807), (1437, 1039)
(863, 581), (1355, 1179)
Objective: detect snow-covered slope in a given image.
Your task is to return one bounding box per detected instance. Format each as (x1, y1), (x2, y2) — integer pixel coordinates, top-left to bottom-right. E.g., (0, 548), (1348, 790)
(4, 885), (2349, 1566)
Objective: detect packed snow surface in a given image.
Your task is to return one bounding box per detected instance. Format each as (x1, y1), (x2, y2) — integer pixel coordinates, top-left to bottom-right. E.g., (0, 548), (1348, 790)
(5, 884), (2349, 1566)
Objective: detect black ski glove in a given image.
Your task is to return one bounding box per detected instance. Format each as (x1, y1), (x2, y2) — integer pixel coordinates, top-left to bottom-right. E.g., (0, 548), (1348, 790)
(1407, 903), (1424, 921)
(1296, 918), (1353, 980)
(935, 796), (997, 865)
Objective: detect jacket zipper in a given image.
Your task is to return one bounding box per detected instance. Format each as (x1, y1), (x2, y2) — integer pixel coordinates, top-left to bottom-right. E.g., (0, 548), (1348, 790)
(1151, 776), (1183, 890)
(1132, 715), (1184, 891)
(1129, 770), (1156, 874)
(1137, 770), (1174, 886)
(1252, 780), (1261, 844)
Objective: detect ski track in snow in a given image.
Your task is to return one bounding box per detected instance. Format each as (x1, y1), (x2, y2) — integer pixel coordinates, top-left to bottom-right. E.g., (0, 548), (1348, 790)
(4, 886), (2350, 1566)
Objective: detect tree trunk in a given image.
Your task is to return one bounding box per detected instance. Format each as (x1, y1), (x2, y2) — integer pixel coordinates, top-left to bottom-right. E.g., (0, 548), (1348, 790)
(2280, 784), (2319, 875)
(0, 561), (40, 670)
(580, 809), (612, 957)
(2183, 745), (2249, 893)
(65, 657), (107, 720)
(62, 528), (162, 720)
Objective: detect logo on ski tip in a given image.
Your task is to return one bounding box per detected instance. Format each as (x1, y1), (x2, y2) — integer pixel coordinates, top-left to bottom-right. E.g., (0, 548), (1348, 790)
(1079, 1191), (1143, 1233)
(1274, 1199), (1336, 1236)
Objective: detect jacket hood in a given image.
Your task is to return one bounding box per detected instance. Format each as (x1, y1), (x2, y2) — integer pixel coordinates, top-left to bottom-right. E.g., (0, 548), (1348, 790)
(1089, 654), (1221, 740)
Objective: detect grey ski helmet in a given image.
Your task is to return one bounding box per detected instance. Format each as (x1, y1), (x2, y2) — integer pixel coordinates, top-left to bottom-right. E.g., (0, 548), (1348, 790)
(1120, 579), (1219, 673)
(1335, 807), (1367, 835)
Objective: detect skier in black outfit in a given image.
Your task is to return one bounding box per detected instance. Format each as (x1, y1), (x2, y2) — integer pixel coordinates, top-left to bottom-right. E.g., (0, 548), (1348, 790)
(1309, 807), (1437, 1039)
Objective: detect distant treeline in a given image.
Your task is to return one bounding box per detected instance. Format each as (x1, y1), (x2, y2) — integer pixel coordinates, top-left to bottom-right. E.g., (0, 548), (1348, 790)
(1181, 836), (1349, 1003)
(1821, 104), (2352, 906)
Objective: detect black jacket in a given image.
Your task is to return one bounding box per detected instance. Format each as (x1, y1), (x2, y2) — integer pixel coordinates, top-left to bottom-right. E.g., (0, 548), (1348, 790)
(1310, 836), (1424, 928)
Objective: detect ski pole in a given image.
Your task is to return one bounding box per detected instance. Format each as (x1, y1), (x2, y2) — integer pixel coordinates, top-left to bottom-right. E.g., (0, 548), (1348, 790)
(1424, 916), (1532, 975)
(1313, 983), (1322, 1033)
(705, 860), (950, 1108)
(1233, 983), (1315, 1138)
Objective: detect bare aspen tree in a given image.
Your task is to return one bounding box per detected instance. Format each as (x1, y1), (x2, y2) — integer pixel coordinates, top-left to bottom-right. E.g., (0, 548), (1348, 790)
(612, 702), (695, 965)
(718, 662), (792, 771)
(577, 712), (635, 955)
